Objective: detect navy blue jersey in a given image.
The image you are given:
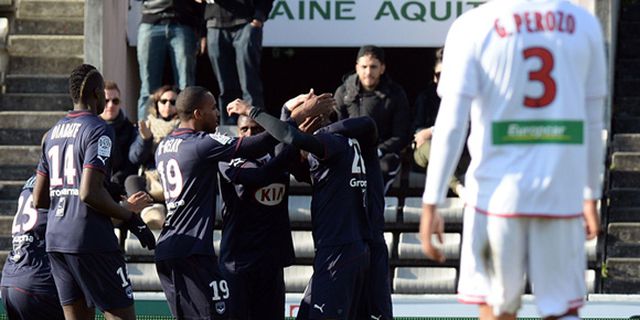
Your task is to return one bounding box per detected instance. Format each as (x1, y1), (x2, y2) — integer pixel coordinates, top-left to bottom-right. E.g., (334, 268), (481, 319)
(36, 110), (119, 253)
(307, 133), (369, 247)
(321, 117), (386, 244)
(218, 151), (295, 272)
(1, 176), (57, 294)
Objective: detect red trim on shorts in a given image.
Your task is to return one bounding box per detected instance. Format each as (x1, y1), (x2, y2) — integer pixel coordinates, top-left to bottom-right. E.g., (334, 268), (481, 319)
(36, 170), (48, 177)
(457, 292), (487, 304)
(472, 206), (583, 219)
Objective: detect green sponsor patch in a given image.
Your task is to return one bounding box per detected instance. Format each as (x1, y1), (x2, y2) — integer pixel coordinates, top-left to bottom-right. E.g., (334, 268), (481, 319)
(492, 120), (583, 145)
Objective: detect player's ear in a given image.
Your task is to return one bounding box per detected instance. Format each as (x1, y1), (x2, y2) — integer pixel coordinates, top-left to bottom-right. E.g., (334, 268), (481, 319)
(192, 107), (202, 120)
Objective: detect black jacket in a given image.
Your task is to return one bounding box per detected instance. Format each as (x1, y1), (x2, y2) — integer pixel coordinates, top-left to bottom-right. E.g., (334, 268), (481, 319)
(205, 0), (275, 28)
(141, 0), (205, 33)
(105, 111), (139, 188)
(334, 73), (411, 155)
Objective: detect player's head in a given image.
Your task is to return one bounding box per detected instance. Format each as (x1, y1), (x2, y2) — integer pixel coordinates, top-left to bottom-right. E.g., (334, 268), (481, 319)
(176, 86), (218, 133)
(355, 45), (386, 92)
(434, 47), (444, 84)
(100, 80), (122, 121)
(237, 115), (264, 137)
(69, 64), (105, 114)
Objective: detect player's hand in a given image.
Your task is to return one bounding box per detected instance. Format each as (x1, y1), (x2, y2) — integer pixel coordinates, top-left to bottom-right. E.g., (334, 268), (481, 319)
(125, 213), (156, 250)
(284, 89), (314, 112)
(419, 203), (446, 263)
(226, 99), (253, 117)
(583, 200), (600, 240)
(198, 37), (207, 55)
(291, 93), (335, 124)
(250, 19), (263, 28)
(414, 127), (433, 148)
(298, 114), (323, 134)
(124, 191), (152, 214)
(139, 120), (153, 140)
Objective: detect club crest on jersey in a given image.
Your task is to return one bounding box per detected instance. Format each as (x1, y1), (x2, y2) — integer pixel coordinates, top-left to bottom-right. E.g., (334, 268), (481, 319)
(208, 133), (233, 145)
(254, 183), (286, 206)
(215, 302), (226, 315)
(97, 135), (112, 165)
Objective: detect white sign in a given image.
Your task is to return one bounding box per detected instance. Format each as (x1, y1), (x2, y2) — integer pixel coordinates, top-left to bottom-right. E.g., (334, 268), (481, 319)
(263, 0), (487, 47)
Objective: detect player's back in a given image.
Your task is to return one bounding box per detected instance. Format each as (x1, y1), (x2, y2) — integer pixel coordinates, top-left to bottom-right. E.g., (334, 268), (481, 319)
(1, 176), (57, 294)
(307, 132), (369, 248)
(154, 128), (238, 261)
(38, 110), (119, 253)
(440, 0), (607, 215)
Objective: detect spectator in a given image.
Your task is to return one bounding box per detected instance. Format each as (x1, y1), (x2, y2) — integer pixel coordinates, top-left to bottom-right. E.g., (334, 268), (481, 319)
(126, 85), (180, 229)
(136, 0), (205, 121)
(100, 81), (144, 197)
(204, 0), (275, 125)
(412, 48), (469, 197)
(334, 45), (411, 193)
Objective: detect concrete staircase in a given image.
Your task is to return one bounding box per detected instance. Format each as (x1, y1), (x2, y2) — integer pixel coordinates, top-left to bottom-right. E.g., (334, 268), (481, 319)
(603, 2), (640, 293)
(0, 0), (84, 265)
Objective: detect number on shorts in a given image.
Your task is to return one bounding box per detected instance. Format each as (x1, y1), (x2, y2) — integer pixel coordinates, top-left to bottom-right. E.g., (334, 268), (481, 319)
(157, 159), (183, 199)
(523, 47), (556, 108)
(209, 280), (229, 301)
(116, 267), (130, 288)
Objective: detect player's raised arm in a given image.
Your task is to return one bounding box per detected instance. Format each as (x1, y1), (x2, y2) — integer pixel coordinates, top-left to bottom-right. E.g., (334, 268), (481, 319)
(227, 99), (326, 157)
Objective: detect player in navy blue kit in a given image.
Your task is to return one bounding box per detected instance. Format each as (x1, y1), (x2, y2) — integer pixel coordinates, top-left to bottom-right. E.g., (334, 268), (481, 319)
(32, 64), (156, 320)
(228, 98), (371, 320)
(1, 175), (64, 320)
(154, 86), (280, 320)
(321, 117), (393, 320)
(217, 115), (295, 319)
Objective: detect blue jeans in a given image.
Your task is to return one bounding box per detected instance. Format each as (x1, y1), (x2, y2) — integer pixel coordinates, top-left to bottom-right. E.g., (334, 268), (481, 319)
(137, 22), (197, 121)
(207, 23), (264, 125)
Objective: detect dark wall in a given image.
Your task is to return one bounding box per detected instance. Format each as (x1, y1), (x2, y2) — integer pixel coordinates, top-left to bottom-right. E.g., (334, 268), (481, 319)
(193, 47), (439, 117)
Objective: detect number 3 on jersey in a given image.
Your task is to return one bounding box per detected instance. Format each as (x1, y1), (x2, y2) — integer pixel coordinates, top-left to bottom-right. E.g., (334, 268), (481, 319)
(523, 47), (556, 108)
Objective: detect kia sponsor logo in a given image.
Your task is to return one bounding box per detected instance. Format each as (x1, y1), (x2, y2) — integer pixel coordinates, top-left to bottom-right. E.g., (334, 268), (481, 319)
(254, 183), (286, 206)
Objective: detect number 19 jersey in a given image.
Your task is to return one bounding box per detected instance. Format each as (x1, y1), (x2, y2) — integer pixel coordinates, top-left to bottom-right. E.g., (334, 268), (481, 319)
(437, 0), (607, 216)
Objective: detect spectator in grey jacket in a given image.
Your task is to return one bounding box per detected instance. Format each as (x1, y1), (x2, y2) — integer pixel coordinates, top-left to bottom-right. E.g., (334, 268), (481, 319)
(204, 0), (275, 125)
(334, 45), (411, 193)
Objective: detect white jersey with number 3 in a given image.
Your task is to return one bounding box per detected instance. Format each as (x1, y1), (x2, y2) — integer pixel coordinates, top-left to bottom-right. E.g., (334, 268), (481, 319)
(430, 0), (607, 216)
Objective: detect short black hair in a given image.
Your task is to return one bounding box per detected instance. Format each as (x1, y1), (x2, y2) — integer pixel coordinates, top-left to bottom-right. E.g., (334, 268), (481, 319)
(68, 64), (102, 104)
(176, 86), (211, 121)
(357, 45), (385, 65)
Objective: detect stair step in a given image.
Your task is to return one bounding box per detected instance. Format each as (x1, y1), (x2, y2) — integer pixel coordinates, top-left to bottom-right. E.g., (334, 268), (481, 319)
(616, 79), (640, 98)
(5, 75), (68, 94)
(614, 97), (640, 117)
(0, 93), (72, 112)
(618, 40), (640, 60)
(0, 111), (66, 130)
(609, 171), (640, 189)
(0, 216), (13, 235)
(0, 166), (37, 181)
(17, 0), (84, 20)
(8, 35), (83, 58)
(0, 146), (41, 168)
(607, 207), (640, 223)
(0, 200), (17, 217)
(611, 152), (640, 171)
(612, 134), (640, 152)
(603, 258), (640, 294)
(607, 188), (640, 207)
(615, 59), (640, 80)
(0, 181), (23, 201)
(607, 222), (640, 245)
(618, 22), (640, 40)
(13, 18), (83, 35)
(0, 236), (12, 250)
(8, 56), (83, 75)
(612, 116), (640, 134)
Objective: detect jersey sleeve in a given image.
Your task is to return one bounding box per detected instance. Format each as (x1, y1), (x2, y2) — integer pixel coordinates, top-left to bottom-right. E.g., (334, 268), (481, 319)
(36, 136), (50, 177)
(585, 13), (607, 99)
(84, 123), (114, 174)
(437, 13), (480, 98)
(312, 133), (345, 162)
(199, 133), (240, 162)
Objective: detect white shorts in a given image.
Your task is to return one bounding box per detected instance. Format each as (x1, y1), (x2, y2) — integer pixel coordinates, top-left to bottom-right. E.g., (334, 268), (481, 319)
(457, 207), (587, 317)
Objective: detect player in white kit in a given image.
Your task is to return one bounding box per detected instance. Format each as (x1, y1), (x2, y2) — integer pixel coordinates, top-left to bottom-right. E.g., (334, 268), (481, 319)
(419, 0), (606, 319)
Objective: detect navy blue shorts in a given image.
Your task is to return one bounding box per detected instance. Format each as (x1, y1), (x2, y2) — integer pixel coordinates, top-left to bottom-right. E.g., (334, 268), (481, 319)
(156, 255), (230, 320)
(1, 286), (64, 320)
(48, 252), (134, 311)
(220, 262), (285, 319)
(297, 241), (369, 320)
(364, 241), (393, 320)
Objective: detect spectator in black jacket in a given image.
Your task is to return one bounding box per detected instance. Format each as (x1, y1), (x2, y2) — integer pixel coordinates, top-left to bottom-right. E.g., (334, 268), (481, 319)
(136, 0), (205, 121)
(334, 45), (411, 193)
(204, 0), (275, 125)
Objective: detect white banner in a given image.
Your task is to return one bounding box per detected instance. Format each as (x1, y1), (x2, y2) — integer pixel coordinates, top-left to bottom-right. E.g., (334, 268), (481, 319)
(263, 0), (487, 47)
